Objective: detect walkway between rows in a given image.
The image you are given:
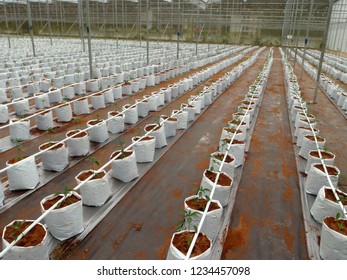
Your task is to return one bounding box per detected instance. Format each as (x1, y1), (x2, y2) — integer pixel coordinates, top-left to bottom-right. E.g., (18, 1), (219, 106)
(222, 48), (308, 259)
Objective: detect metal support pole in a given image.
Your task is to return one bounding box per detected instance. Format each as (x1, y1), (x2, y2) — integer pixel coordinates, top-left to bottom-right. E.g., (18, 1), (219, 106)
(103, 3), (106, 40)
(3, 1), (11, 48)
(208, 2), (212, 52)
(86, 0), (93, 79)
(177, 0), (180, 60)
(146, 0), (150, 65)
(46, 0), (52, 45)
(13, 1), (19, 35)
(300, 0), (314, 80)
(312, 0), (334, 103)
(170, 1), (173, 42)
(157, 0), (159, 45)
(293, 0), (304, 70)
(27, 0), (36, 57)
(218, 0), (222, 47)
(195, 5), (199, 55)
(38, 2), (43, 27)
(122, 0), (125, 38)
(78, 0), (85, 52)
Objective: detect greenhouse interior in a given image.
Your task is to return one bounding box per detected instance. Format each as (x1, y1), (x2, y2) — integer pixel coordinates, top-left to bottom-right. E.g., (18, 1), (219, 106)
(0, 0), (346, 261)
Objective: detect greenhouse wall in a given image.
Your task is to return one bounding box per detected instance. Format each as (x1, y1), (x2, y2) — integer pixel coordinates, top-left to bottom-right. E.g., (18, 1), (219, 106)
(327, 0), (347, 53)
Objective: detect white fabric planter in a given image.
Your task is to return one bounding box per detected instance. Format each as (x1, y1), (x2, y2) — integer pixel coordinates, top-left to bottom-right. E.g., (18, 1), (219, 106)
(290, 106), (306, 122)
(66, 130), (90, 156)
(39, 80), (51, 92)
(0, 104), (9, 123)
(110, 150), (139, 182)
(146, 75), (155, 87)
(337, 93), (347, 107)
(132, 136), (156, 163)
(28, 83), (39, 95)
(36, 111), (54, 131)
(54, 103), (73, 122)
(107, 111), (125, 134)
(311, 186), (347, 224)
(6, 156), (40, 190)
(48, 88), (63, 104)
(62, 86), (75, 100)
(139, 78), (147, 89)
(305, 164), (340, 195)
(75, 170), (112, 207)
(88, 80), (99, 92)
(9, 119), (30, 141)
(172, 110), (188, 130)
(160, 116), (177, 137)
(113, 86), (122, 99)
(145, 95), (158, 112)
(122, 83), (132, 95)
(320, 217), (347, 259)
(103, 89), (114, 104)
(200, 170), (233, 207)
(161, 88), (172, 103)
(299, 136), (326, 160)
(144, 124), (167, 148)
(190, 100), (201, 114)
(219, 139), (245, 168)
(184, 195), (223, 241)
(131, 80), (140, 93)
(39, 142), (69, 172)
(87, 119), (109, 143)
(136, 99), (150, 117)
(294, 113), (315, 128)
(203, 91), (212, 105)
(305, 150), (335, 174)
(294, 119), (316, 137)
(74, 98), (90, 115)
(122, 104), (138, 124)
(166, 230), (212, 260)
(153, 92), (165, 107)
(74, 82), (86, 95)
(91, 93), (106, 109)
(2, 220), (49, 260)
(0, 88), (8, 103)
(40, 191), (84, 241)
(296, 127), (319, 147)
(10, 87), (23, 100)
(13, 97), (29, 116)
(183, 105), (196, 122)
(209, 151), (235, 179)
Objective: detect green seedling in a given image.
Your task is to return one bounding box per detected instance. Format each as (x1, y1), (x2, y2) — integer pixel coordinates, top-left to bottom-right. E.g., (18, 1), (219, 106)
(14, 138), (24, 160)
(9, 220), (26, 241)
(176, 210), (200, 232)
(322, 145), (330, 151)
(117, 140), (126, 159)
(87, 156), (100, 170)
(54, 184), (74, 208)
(197, 186), (211, 201)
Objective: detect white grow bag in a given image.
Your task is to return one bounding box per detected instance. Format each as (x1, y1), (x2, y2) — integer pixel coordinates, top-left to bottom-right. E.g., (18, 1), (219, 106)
(87, 119), (109, 143)
(40, 191), (84, 241)
(310, 186), (347, 224)
(36, 111), (54, 131)
(172, 110), (188, 130)
(62, 86), (75, 100)
(0, 104), (9, 123)
(6, 156), (40, 190)
(160, 116), (177, 137)
(122, 104), (138, 124)
(34, 93), (50, 109)
(9, 119), (30, 141)
(74, 98), (90, 115)
(209, 151), (235, 179)
(144, 124), (167, 148)
(132, 136), (156, 163)
(39, 142), (69, 172)
(200, 170), (233, 207)
(136, 99), (150, 118)
(296, 127), (319, 147)
(91, 93), (106, 109)
(110, 150), (139, 182)
(219, 139), (245, 168)
(48, 87), (63, 104)
(305, 163), (340, 195)
(166, 230), (212, 260)
(2, 220), (49, 260)
(13, 97), (29, 116)
(299, 136), (326, 160)
(66, 130), (90, 156)
(54, 103), (73, 122)
(320, 217), (347, 260)
(107, 111), (125, 134)
(184, 195), (223, 241)
(75, 170), (112, 207)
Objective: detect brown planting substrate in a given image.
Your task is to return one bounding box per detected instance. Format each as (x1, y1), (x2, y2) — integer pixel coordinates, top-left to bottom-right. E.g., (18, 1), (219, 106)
(67, 130), (87, 138)
(172, 231), (210, 258)
(314, 164), (339, 176)
(78, 171), (106, 181)
(186, 198), (220, 212)
(325, 188), (347, 205)
(205, 170), (232, 186)
(310, 151), (334, 159)
(42, 194), (81, 210)
(213, 153), (234, 163)
(324, 217), (347, 236)
(4, 221), (46, 247)
(40, 142), (64, 151)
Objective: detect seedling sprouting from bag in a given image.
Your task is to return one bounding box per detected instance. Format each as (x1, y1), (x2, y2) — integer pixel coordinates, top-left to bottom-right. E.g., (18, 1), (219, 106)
(9, 220), (26, 241)
(335, 212), (345, 230)
(87, 156), (100, 170)
(117, 140), (126, 159)
(13, 138), (24, 160)
(54, 184), (74, 208)
(197, 186), (211, 202)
